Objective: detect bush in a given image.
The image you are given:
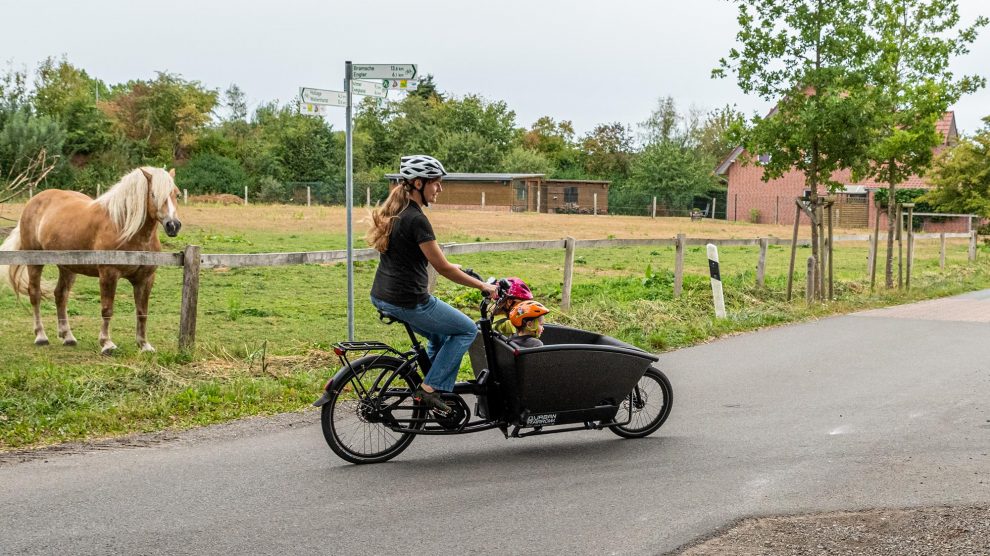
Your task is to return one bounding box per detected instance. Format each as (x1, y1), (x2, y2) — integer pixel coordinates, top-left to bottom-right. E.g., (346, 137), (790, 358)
(176, 153), (249, 196)
(748, 208), (761, 223)
(257, 176), (288, 203)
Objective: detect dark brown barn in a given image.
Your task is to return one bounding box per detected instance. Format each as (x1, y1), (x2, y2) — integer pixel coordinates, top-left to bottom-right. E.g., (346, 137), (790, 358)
(386, 173), (610, 213)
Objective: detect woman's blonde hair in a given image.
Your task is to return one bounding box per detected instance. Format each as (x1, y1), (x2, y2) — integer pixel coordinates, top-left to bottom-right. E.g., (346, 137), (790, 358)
(367, 181), (414, 253)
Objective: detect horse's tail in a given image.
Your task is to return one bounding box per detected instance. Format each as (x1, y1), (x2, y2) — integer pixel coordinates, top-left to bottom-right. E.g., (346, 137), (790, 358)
(0, 226), (50, 298)
(0, 226), (29, 296)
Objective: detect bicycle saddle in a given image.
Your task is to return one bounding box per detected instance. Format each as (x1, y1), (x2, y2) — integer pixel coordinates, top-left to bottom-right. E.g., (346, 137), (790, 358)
(378, 310), (401, 325)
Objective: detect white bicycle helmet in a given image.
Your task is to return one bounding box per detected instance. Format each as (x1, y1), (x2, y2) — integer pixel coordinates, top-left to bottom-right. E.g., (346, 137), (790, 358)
(399, 155), (448, 180)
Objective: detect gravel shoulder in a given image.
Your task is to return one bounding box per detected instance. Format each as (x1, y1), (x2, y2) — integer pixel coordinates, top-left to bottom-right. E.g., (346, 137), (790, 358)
(675, 506), (990, 555)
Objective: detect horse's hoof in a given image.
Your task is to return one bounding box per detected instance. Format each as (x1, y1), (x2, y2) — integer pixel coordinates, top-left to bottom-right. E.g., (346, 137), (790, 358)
(35, 338), (50, 346)
(63, 339), (77, 347)
(139, 344), (156, 353)
(100, 345), (117, 356)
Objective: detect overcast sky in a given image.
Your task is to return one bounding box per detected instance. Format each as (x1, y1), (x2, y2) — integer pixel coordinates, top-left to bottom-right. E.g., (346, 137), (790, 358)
(3, 0), (989, 137)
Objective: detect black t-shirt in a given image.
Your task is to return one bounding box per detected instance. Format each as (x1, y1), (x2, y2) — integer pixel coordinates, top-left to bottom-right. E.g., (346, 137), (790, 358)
(371, 202), (436, 308)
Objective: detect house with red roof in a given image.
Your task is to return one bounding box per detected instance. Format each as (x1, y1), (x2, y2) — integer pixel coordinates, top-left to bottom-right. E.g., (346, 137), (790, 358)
(716, 112), (958, 229)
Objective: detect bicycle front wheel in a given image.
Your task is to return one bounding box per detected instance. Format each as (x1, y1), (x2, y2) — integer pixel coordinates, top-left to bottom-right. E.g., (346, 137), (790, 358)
(321, 356), (420, 464)
(609, 367), (673, 439)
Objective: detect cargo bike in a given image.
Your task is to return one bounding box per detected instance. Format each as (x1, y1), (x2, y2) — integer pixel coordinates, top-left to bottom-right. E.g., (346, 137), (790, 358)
(314, 272), (673, 464)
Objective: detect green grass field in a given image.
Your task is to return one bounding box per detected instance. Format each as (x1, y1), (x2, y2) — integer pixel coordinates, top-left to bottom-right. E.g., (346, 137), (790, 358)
(2, 210), (987, 449)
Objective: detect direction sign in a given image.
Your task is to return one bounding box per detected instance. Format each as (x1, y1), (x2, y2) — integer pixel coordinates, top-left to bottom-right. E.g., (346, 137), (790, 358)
(351, 80), (386, 98)
(299, 102), (330, 117)
(382, 79), (419, 91)
(351, 64), (417, 80)
(299, 87), (347, 107)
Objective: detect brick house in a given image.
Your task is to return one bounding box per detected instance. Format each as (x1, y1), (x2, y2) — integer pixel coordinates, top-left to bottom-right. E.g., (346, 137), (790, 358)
(386, 173), (610, 213)
(716, 112), (959, 230)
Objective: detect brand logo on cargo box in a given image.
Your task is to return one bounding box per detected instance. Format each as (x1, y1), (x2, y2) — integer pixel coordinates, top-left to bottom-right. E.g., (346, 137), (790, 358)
(526, 413), (558, 426)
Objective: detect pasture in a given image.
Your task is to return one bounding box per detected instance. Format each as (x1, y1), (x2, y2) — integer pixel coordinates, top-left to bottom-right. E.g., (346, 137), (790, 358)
(1, 203), (988, 449)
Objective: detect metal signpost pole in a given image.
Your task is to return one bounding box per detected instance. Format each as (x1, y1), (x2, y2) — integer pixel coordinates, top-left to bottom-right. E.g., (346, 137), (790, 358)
(344, 61), (355, 341)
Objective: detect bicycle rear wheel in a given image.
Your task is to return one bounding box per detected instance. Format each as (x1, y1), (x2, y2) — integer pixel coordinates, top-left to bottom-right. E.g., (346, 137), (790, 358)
(609, 367), (673, 438)
(321, 356), (421, 464)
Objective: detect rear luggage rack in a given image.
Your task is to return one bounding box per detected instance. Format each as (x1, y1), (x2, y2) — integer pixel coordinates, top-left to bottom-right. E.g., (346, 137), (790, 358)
(335, 341), (396, 353)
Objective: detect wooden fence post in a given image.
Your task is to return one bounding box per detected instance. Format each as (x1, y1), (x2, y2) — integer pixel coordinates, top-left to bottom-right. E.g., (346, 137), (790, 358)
(806, 256), (816, 306)
(367, 187), (371, 207)
(905, 204), (914, 290)
(536, 188), (541, 213)
(183, 189), (188, 205)
(178, 245), (202, 353)
(561, 237), (575, 311)
(870, 200), (881, 290)
(97, 185), (101, 198)
(969, 230), (977, 262)
(867, 234), (875, 279)
(940, 232), (946, 270)
(756, 237), (768, 288)
(651, 197), (657, 219)
(481, 191), (486, 208)
(786, 200), (802, 301)
(712, 197), (717, 219)
(674, 233), (685, 298)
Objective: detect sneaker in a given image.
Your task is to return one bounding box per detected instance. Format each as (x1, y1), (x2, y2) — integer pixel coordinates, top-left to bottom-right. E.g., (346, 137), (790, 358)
(414, 387), (452, 416)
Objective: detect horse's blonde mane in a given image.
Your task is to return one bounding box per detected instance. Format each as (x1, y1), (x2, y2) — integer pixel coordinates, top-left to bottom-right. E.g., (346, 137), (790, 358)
(95, 167), (175, 243)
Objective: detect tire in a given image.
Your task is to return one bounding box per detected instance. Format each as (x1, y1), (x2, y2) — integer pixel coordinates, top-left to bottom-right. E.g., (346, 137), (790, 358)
(321, 356), (421, 464)
(609, 367), (673, 439)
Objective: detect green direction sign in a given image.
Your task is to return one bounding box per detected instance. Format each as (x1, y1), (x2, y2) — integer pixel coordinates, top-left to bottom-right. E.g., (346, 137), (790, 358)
(351, 64), (417, 80)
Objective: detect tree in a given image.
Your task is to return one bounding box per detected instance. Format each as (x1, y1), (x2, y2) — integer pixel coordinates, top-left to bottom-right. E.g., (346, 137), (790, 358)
(693, 105), (745, 164)
(101, 72), (217, 163)
(582, 122), (634, 181)
(501, 146), (555, 175)
(859, 0), (986, 287)
(175, 153), (249, 196)
(629, 141), (719, 213)
(222, 83), (248, 122)
(32, 57), (115, 158)
(921, 117), (990, 216)
(714, 0), (877, 300)
(522, 116), (584, 177)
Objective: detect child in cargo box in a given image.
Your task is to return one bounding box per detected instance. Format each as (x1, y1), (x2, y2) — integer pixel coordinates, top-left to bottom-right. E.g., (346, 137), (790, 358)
(492, 277), (533, 337)
(507, 300), (550, 349)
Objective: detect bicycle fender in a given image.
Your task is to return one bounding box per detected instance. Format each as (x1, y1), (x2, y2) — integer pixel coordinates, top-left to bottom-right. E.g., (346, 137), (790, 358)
(312, 365), (353, 407)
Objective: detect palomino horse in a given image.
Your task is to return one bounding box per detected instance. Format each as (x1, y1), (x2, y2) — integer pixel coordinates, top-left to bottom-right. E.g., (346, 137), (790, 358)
(0, 167), (181, 354)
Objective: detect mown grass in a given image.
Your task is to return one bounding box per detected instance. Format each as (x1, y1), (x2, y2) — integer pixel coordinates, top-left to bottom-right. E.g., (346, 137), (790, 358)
(1, 217), (987, 449)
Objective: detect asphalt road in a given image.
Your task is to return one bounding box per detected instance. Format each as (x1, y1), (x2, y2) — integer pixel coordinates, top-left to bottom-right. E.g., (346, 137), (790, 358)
(2, 291), (989, 555)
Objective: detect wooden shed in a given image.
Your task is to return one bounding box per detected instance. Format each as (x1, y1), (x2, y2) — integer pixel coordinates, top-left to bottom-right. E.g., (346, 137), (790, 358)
(386, 173), (610, 213)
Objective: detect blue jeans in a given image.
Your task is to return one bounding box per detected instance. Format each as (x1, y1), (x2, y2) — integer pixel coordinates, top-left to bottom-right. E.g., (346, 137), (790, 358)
(370, 295), (478, 392)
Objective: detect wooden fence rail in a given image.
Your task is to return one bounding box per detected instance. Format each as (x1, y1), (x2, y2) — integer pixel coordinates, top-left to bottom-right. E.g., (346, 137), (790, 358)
(0, 232), (976, 351)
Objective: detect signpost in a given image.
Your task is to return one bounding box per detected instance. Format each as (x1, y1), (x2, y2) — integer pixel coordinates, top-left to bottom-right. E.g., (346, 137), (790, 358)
(351, 80), (386, 98)
(351, 64), (417, 80)
(382, 79), (419, 91)
(299, 87), (347, 107)
(299, 61), (418, 341)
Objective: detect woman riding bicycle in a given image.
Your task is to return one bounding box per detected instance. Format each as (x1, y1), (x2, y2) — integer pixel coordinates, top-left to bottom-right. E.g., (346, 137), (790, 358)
(367, 155), (498, 416)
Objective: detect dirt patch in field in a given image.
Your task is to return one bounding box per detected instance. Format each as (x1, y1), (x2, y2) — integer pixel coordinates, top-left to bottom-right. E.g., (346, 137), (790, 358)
(674, 506), (990, 555)
(187, 193), (245, 205)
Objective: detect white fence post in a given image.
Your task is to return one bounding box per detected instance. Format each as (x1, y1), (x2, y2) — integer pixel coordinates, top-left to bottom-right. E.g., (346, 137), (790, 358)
(593, 193), (598, 216)
(481, 191), (486, 209)
(244, 186), (248, 205)
(652, 197), (657, 219)
(307, 186), (311, 207)
(712, 197), (717, 219)
(183, 189), (188, 205)
(969, 230), (978, 262)
(536, 188), (541, 213)
(367, 187), (371, 208)
(96, 185), (101, 198)
(707, 244), (726, 318)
